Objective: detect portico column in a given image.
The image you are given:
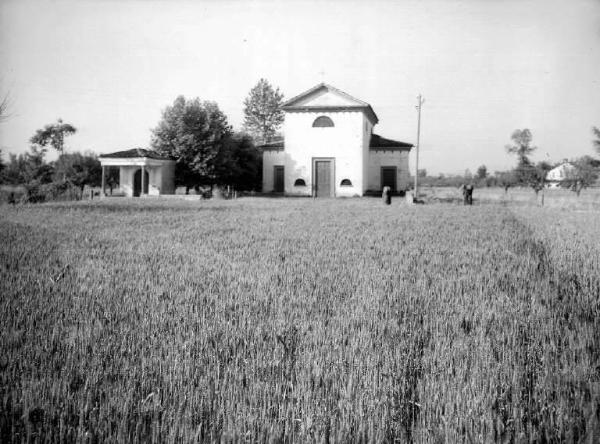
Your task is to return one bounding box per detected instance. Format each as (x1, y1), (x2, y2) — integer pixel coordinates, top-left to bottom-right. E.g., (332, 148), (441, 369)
(101, 165), (106, 197)
(141, 165), (146, 196)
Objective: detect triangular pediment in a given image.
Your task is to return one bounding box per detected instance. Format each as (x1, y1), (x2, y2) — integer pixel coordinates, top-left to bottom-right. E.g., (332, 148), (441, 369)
(283, 84), (369, 108)
(282, 83), (379, 124)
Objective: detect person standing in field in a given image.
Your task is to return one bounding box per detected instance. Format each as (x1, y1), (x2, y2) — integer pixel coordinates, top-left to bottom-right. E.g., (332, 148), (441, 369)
(463, 184), (474, 205)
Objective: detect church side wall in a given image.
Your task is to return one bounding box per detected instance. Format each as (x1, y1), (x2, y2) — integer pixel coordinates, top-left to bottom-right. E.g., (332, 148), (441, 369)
(262, 150), (286, 193)
(284, 110), (364, 197)
(367, 150), (411, 192)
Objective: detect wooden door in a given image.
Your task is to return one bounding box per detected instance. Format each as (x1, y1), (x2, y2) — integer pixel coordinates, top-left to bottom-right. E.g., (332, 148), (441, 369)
(274, 166), (284, 193)
(381, 167), (397, 192)
(315, 161), (332, 197)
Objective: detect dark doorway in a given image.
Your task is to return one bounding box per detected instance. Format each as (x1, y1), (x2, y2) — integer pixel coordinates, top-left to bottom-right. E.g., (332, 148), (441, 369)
(381, 167), (397, 193)
(274, 166), (285, 193)
(133, 169), (149, 197)
(315, 160), (333, 197)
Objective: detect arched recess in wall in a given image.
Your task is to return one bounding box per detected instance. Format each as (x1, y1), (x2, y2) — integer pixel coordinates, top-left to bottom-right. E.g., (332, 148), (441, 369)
(294, 178), (306, 186)
(340, 179), (352, 186)
(312, 116), (334, 127)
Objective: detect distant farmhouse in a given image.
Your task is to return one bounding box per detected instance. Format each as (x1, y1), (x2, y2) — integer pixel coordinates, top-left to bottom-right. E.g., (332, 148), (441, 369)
(259, 84), (414, 197)
(99, 148), (175, 197)
(545, 161), (576, 188)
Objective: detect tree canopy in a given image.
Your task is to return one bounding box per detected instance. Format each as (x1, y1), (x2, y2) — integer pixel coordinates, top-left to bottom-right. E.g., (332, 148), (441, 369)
(53, 152), (102, 190)
(213, 133), (262, 191)
(505, 129), (537, 163)
(505, 128), (544, 190)
(151, 96), (232, 190)
(562, 156), (600, 196)
(30, 119), (77, 154)
(476, 165), (487, 180)
(1, 146), (53, 185)
(243, 79), (284, 144)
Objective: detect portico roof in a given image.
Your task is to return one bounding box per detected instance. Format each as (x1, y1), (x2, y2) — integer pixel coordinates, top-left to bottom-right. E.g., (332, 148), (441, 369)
(99, 148), (172, 160)
(99, 148), (175, 167)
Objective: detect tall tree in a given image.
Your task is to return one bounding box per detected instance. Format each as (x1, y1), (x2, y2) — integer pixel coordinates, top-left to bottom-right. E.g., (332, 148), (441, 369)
(505, 128), (538, 185)
(592, 126), (600, 155)
(151, 96), (232, 191)
(30, 119), (77, 154)
(243, 79), (284, 144)
(505, 129), (536, 163)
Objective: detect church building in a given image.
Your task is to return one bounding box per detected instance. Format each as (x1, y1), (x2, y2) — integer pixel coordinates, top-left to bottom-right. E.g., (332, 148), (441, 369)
(260, 83), (413, 197)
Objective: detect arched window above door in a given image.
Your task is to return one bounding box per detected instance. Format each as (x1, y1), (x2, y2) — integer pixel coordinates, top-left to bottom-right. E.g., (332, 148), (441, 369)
(312, 116), (334, 127)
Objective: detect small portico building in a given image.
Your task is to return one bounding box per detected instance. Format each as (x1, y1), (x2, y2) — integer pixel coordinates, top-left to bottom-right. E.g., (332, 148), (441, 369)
(99, 148), (176, 197)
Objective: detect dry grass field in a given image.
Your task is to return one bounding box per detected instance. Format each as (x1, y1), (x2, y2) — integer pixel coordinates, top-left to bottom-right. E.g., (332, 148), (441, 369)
(1, 197), (599, 442)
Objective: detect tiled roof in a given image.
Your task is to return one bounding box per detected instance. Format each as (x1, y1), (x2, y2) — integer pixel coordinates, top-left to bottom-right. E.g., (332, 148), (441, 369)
(370, 134), (413, 150)
(257, 139), (284, 150)
(99, 148), (172, 160)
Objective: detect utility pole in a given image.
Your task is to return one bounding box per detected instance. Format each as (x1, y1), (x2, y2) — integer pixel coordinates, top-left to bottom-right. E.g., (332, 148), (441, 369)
(414, 94), (424, 201)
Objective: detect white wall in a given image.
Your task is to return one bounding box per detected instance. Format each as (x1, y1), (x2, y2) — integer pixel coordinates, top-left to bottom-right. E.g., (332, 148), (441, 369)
(546, 164), (575, 181)
(367, 150), (411, 192)
(284, 110), (365, 197)
(116, 164), (175, 196)
(262, 150), (286, 193)
(119, 166), (135, 197)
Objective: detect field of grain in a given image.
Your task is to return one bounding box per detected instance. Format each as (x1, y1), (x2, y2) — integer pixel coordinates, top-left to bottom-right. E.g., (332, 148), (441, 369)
(1, 198), (599, 442)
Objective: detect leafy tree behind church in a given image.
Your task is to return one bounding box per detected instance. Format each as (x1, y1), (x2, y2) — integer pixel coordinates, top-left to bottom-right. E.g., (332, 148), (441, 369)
(151, 96), (261, 192)
(151, 96), (232, 191)
(243, 79), (284, 144)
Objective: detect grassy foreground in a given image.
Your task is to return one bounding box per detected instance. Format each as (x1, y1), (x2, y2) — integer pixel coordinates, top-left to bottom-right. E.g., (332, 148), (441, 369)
(1, 198), (599, 442)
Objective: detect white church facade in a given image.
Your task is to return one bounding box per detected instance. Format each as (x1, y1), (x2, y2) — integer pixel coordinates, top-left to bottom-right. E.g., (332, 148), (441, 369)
(260, 83), (413, 197)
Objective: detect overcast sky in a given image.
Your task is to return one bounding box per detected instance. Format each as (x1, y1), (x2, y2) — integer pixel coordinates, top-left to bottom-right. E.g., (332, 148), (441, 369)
(1, 0), (599, 175)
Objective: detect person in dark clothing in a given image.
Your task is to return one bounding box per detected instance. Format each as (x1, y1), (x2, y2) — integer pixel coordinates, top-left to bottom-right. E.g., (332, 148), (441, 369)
(463, 184), (474, 205)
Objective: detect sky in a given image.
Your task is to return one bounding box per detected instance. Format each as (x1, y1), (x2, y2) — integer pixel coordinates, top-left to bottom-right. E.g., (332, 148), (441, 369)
(1, 0), (599, 175)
